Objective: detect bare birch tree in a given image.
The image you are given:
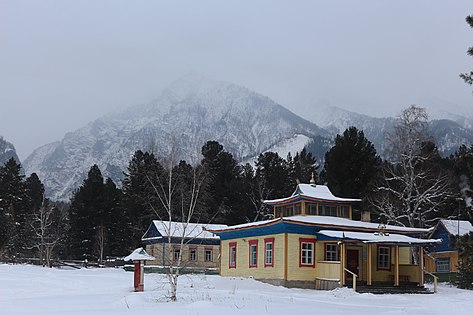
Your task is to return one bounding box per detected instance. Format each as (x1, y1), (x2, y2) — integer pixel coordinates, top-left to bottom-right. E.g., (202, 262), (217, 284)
(145, 143), (211, 301)
(370, 105), (455, 228)
(29, 199), (67, 267)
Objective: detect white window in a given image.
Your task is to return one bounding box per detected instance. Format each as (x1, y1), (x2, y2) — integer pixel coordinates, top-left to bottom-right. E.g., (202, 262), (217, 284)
(189, 248), (197, 261)
(325, 243), (339, 261)
(229, 243), (236, 268)
(378, 246), (390, 269)
(436, 258), (450, 273)
(173, 248), (180, 261)
(205, 249), (213, 262)
(265, 241), (273, 266)
(300, 240), (315, 266)
(249, 240), (258, 267)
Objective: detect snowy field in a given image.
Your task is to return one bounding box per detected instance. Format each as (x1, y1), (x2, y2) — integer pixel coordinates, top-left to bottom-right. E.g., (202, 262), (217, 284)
(1, 264), (473, 315)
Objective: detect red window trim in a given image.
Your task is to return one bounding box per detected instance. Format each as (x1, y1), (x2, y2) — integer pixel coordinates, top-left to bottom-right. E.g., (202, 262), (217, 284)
(377, 245), (392, 271)
(229, 242), (237, 269)
(264, 237), (275, 267)
(248, 239), (258, 268)
(324, 242), (339, 261)
(299, 238), (316, 267)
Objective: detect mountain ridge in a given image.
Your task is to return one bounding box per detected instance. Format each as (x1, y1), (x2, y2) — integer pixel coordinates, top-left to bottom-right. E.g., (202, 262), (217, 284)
(23, 75), (328, 200)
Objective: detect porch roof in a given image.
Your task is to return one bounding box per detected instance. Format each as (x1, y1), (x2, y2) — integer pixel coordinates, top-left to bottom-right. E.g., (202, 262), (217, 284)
(318, 230), (442, 245)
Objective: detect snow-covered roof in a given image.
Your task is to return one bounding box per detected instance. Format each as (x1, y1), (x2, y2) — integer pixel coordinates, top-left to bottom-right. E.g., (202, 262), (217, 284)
(264, 184), (361, 205)
(124, 248), (156, 261)
(142, 221), (228, 241)
(318, 230), (441, 244)
(440, 219), (473, 236)
(207, 215), (431, 234)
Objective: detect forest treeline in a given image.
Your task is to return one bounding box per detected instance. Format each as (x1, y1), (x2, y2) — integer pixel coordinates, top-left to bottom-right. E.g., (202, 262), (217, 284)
(1, 106), (473, 267)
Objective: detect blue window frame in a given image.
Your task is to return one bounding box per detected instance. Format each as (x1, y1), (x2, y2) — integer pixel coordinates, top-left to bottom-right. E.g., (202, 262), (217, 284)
(436, 258), (450, 273)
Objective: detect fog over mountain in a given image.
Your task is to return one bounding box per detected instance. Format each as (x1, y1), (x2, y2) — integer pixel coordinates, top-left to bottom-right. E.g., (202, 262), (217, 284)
(22, 75), (473, 201)
(23, 75), (328, 200)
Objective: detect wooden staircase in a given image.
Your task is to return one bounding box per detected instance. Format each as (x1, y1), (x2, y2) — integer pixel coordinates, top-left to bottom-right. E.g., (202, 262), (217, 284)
(354, 282), (433, 294)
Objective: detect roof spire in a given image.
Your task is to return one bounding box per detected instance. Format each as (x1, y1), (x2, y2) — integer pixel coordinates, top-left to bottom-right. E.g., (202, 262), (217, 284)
(310, 172), (316, 185)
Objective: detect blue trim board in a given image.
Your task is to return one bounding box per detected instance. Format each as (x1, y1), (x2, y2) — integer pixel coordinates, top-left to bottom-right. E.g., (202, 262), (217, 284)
(217, 221), (426, 241)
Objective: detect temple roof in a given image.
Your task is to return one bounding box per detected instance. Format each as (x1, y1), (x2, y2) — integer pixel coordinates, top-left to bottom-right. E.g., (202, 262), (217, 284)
(264, 183), (361, 205)
(207, 215), (432, 235)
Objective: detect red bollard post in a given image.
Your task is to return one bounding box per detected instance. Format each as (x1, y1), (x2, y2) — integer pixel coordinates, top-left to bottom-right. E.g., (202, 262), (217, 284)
(133, 261), (143, 292)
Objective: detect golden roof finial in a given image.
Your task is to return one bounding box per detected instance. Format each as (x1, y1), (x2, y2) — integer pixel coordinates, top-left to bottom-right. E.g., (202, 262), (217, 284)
(310, 172), (316, 185)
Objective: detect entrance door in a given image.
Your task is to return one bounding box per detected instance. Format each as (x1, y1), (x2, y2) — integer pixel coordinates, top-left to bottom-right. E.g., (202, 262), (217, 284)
(346, 249), (360, 277)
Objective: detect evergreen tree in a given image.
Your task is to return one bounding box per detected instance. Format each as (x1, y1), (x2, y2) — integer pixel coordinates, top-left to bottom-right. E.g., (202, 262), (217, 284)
(291, 148), (318, 184)
(122, 150), (165, 250)
(0, 158), (26, 259)
(67, 165), (105, 260)
(255, 151), (293, 200)
(453, 232), (473, 289)
(460, 15), (473, 88)
(239, 162), (269, 222)
(23, 173), (45, 257)
(321, 127), (381, 199)
(102, 178), (129, 257)
(25, 173), (44, 211)
(451, 145), (473, 222)
(201, 141), (241, 224)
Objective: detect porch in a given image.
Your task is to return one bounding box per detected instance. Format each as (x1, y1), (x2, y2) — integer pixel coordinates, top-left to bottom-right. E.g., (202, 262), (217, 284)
(315, 229), (441, 293)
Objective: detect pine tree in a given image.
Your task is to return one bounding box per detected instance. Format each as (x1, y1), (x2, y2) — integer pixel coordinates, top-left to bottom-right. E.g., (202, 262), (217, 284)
(67, 165), (105, 260)
(201, 141), (241, 224)
(122, 150), (166, 250)
(255, 152), (292, 200)
(22, 173), (45, 257)
(460, 15), (473, 88)
(321, 127), (381, 199)
(453, 232), (473, 289)
(291, 148), (318, 184)
(0, 158), (26, 260)
(103, 178), (130, 257)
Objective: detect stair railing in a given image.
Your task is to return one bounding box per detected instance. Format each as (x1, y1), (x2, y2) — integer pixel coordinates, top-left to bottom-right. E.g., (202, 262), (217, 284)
(423, 270), (438, 293)
(344, 268), (358, 291)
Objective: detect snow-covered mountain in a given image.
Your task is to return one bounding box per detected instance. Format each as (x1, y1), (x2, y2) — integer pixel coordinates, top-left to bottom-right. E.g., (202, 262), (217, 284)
(304, 103), (473, 157)
(0, 136), (20, 166)
(23, 74), (328, 200)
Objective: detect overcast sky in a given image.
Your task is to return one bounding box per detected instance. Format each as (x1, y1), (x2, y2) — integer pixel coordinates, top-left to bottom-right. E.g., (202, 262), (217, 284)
(1, 0), (472, 160)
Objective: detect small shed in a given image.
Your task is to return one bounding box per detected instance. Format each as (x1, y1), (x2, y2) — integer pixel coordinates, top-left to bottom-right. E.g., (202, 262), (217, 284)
(141, 221), (227, 272)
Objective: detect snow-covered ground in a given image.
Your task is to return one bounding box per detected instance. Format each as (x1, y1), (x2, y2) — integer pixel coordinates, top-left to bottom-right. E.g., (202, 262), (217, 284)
(1, 264), (472, 315)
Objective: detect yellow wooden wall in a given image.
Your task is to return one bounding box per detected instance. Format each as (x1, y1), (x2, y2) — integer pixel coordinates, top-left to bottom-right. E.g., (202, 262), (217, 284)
(425, 251), (459, 273)
(220, 234), (286, 279)
(286, 234), (317, 281)
(220, 235), (422, 283)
